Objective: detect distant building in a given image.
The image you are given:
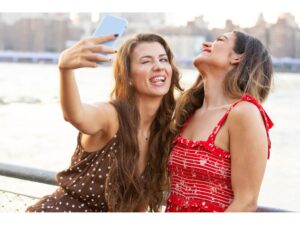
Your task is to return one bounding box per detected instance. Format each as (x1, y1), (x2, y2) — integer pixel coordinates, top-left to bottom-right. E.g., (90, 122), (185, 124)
(210, 20), (241, 42)
(164, 35), (205, 59)
(0, 13), (84, 52)
(246, 13), (270, 50)
(93, 13), (166, 35)
(269, 13), (300, 58)
(0, 12), (300, 61)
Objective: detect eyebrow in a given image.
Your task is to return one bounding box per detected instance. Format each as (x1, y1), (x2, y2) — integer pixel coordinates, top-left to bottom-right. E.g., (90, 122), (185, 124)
(139, 54), (167, 60)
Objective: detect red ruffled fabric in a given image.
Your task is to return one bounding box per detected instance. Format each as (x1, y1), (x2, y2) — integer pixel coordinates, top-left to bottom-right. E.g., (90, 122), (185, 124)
(166, 93), (273, 213)
(173, 136), (231, 159)
(166, 194), (225, 212)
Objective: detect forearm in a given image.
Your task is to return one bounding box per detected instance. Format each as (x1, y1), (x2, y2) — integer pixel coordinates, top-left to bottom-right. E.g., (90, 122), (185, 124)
(57, 35), (116, 131)
(59, 68), (84, 124)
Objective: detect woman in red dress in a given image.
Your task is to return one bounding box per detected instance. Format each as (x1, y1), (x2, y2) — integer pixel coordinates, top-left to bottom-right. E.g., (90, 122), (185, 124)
(166, 31), (274, 212)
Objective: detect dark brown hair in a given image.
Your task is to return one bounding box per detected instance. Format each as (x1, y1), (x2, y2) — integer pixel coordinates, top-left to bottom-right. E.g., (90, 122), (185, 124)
(106, 33), (183, 211)
(171, 30), (273, 135)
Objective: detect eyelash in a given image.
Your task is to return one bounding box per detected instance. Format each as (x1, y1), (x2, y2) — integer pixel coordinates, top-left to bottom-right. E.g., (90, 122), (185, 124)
(160, 58), (169, 62)
(217, 38), (224, 41)
(141, 58), (169, 64)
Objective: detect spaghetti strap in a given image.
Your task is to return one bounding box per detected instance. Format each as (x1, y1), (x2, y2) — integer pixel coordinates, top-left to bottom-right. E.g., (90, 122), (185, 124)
(179, 114), (194, 136)
(208, 93), (273, 158)
(241, 94), (274, 158)
(207, 98), (244, 143)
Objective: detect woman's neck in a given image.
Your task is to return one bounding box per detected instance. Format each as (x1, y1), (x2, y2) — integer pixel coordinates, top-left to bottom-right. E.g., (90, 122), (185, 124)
(136, 95), (162, 129)
(202, 75), (235, 110)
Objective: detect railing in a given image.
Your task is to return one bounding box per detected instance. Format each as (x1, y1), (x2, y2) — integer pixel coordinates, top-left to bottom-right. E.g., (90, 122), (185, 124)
(0, 162), (57, 185)
(0, 162), (57, 212)
(0, 51), (59, 63)
(0, 162), (293, 212)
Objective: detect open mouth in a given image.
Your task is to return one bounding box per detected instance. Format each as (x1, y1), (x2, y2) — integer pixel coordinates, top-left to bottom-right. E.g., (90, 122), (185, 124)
(149, 75), (166, 84)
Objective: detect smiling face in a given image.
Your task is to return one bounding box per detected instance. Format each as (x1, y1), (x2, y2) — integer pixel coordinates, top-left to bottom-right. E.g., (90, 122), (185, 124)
(129, 42), (172, 98)
(193, 31), (242, 74)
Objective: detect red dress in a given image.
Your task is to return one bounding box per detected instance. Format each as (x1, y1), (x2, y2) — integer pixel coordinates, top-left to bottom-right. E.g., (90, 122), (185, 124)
(165, 94), (273, 212)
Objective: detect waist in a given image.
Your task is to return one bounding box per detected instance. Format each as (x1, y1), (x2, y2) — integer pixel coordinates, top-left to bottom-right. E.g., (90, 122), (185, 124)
(166, 193), (227, 212)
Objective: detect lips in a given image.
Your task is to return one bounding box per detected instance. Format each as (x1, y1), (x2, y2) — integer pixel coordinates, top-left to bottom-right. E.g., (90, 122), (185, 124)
(149, 75), (166, 84)
(202, 48), (211, 53)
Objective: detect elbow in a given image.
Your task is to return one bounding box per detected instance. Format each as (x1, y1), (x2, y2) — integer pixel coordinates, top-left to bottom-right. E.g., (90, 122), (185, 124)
(231, 195), (258, 212)
(245, 198), (258, 212)
(63, 113), (77, 123)
(62, 112), (82, 126)
(63, 114), (70, 122)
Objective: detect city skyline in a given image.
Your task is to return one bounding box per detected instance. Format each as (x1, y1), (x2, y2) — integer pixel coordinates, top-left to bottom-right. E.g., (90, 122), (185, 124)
(2, 0), (300, 29)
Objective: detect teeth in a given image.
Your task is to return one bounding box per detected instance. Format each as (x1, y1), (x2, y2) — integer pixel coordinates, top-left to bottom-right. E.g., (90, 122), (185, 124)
(150, 75), (166, 82)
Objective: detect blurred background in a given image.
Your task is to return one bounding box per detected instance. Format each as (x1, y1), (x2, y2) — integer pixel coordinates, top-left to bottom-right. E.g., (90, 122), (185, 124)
(0, 12), (299, 70)
(0, 10), (299, 212)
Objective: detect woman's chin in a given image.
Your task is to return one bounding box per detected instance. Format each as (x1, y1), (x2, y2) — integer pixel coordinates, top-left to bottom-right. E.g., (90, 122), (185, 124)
(193, 58), (202, 70)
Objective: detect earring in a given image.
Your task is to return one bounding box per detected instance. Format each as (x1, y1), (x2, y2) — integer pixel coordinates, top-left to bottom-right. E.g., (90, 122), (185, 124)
(129, 81), (133, 86)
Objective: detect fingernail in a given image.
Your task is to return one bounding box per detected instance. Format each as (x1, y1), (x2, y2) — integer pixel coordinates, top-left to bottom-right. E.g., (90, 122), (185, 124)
(114, 34), (119, 37)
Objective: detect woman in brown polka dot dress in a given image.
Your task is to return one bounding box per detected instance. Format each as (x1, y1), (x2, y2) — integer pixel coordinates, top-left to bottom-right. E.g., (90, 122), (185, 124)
(26, 33), (182, 212)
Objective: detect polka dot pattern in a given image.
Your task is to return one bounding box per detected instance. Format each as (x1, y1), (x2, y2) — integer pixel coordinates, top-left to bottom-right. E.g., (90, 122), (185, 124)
(26, 132), (119, 212)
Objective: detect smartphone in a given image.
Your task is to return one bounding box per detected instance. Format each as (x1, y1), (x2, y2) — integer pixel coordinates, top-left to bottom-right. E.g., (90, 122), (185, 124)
(93, 15), (128, 48)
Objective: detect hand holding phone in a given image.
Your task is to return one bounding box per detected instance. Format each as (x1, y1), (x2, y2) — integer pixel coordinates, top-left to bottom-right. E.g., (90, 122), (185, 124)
(93, 15), (128, 49)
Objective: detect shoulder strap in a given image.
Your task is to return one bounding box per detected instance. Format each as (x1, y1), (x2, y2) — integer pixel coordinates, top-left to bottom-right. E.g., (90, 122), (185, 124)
(208, 94), (273, 158)
(207, 98), (244, 143)
(179, 114), (194, 136)
(242, 94), (274, 158)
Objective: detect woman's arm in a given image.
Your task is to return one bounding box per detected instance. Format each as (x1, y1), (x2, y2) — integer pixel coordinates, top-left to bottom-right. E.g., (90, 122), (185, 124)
(58, 35), (117, 135)
(225, 102), (268, 212)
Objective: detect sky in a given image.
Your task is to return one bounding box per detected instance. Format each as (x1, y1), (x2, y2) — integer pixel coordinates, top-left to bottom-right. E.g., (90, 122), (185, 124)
(1, 0), (299, 29)
(165, 0), (300, 28)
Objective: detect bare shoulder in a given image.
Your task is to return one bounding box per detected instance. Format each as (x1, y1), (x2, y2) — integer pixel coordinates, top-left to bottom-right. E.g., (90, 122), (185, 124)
(94, 101), (119, 131)
(93, 102), (118, 117)
(229, 101), (261, 121)
(227, 101), (264, 130)
(80, 102), (119, 152)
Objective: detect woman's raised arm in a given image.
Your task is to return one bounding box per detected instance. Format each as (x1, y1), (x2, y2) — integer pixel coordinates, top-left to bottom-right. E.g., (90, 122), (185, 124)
(58, 35), (117, 135)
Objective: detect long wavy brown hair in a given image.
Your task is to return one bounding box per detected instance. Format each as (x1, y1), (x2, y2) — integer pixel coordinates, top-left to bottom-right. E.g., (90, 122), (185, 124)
(171, 30), (273, 135)
(106, 33), (183, 211)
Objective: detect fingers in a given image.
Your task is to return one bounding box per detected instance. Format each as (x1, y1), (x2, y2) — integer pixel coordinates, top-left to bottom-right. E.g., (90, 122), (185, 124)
(91, 34), (118, 44)
(80, 36), (117, 54)
(81, 60), (98, 68)
(84, 53), (112, 63)
(89, 44), (117, 54)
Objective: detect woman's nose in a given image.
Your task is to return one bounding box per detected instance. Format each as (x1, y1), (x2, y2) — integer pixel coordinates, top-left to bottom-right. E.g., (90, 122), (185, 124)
(202, 41), (212, 48)
(153, 60), (164, 70)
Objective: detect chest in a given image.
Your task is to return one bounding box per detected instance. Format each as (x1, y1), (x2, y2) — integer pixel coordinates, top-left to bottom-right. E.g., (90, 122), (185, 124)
(137, 139), (149, 175)
(182, 110), (230, 151)
(168, 142), (231, 180)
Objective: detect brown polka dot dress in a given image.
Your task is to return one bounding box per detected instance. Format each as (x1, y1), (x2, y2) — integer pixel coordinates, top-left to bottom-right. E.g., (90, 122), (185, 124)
(26, 132), (119, 212)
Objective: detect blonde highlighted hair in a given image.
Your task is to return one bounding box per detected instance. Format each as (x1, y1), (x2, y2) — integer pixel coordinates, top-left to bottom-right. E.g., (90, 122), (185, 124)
(171, 30), (273, 135)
